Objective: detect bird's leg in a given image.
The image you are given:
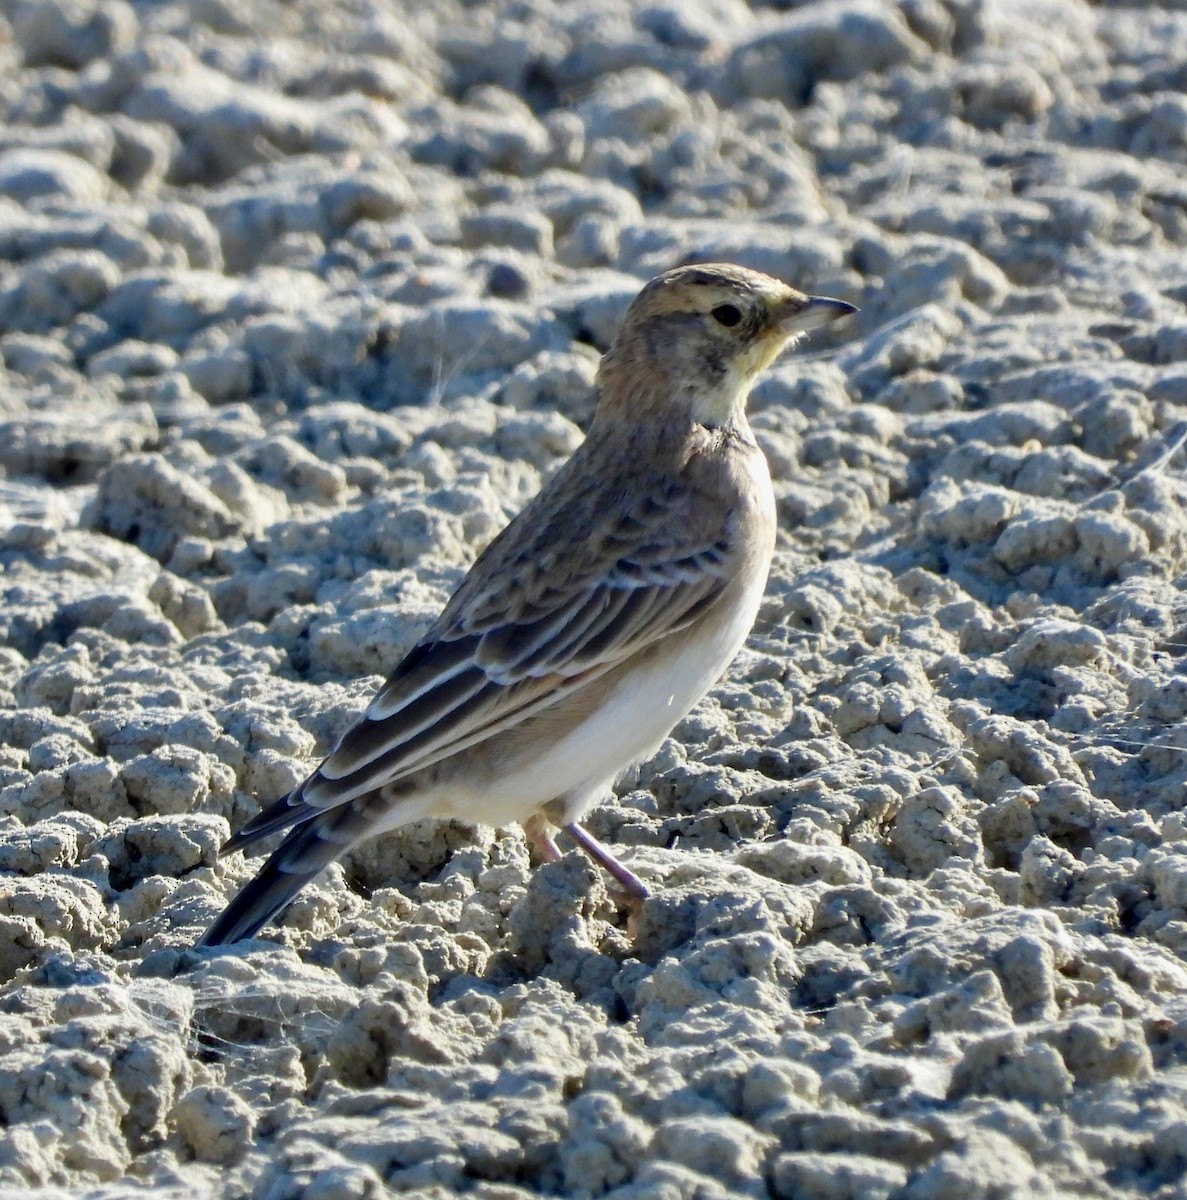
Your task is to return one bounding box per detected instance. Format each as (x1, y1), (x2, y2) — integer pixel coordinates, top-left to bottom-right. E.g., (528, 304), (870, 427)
(523, 813), (562, 863)
(563, 822), (650, 902)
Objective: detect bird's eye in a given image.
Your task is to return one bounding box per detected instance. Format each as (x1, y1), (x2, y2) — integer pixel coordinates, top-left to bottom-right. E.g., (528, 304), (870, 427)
(710, 303), (743, 328)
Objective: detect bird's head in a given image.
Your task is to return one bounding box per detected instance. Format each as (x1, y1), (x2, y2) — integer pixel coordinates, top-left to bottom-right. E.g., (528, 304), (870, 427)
(597, 262), (856, 430)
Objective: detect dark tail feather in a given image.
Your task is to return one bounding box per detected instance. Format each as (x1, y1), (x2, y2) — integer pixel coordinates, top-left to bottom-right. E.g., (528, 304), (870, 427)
(198, 798), (374, 947)
(220, 790), (314, 857)
(197, 849), (324, 947)
(219, 801), (306, 859)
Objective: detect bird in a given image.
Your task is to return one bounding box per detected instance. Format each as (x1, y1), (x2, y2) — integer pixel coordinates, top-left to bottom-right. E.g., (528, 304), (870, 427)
(198, 262), (857, 946)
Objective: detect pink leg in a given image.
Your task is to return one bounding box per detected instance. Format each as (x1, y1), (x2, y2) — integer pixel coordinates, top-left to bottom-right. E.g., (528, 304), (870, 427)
(524, 814), (562, 863)
(564, 822), (650, 902)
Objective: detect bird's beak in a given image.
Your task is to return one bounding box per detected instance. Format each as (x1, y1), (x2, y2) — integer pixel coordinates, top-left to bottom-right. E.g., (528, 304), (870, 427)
(774, 293), (859, 335)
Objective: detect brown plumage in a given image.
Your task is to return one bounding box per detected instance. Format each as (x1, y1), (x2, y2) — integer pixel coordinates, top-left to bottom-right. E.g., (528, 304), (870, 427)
(199, 263), (856, 946)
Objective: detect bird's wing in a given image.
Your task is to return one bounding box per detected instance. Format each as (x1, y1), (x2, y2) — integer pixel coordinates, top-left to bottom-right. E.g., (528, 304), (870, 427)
(225, 477), (740, 850)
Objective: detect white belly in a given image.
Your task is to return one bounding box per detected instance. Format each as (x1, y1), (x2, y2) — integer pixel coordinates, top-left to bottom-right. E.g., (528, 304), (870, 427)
(457, 563), (769, 827)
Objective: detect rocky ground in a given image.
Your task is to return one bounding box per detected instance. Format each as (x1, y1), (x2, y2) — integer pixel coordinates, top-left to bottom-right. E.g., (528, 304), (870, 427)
(2, 0), (1187, 1196)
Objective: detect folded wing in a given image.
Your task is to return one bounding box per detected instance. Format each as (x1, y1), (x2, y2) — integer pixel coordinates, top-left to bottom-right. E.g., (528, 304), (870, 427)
(224, 484), (738, 854)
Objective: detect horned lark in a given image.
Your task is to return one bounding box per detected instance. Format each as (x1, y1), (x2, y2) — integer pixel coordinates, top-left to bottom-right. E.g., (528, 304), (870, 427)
(200, 263), (856, 945)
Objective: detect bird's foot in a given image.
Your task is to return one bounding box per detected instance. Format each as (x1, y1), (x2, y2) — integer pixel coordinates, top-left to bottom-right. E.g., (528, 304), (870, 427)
(526, 817), (648, 933)
(563, 821), (650, 931)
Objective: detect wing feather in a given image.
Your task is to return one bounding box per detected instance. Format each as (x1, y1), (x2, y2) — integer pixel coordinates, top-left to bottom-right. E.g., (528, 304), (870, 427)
(319, 661), (492, 780)
(228, 479), (741, 849)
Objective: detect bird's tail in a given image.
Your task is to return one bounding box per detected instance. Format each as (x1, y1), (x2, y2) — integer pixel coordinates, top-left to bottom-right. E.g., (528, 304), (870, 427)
(198, 798), (374, 947)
